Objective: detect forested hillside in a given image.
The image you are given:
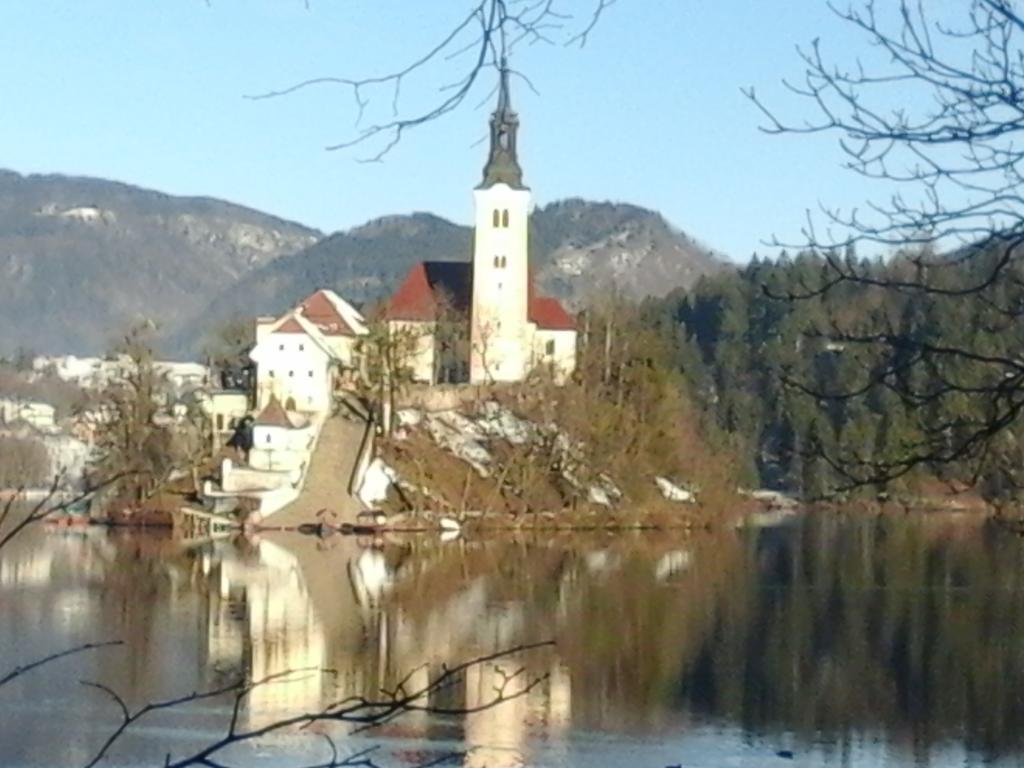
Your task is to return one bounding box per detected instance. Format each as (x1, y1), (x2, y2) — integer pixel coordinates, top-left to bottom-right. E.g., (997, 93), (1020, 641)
(652, 248), (1024, 500)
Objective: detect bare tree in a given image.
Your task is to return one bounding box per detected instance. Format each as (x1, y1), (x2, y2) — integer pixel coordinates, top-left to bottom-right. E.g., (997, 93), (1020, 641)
(357, 317), (424, 436)
(88, 324), (212, 504)
(746, 0), (1024, 490)
(249, 0), (616, 160)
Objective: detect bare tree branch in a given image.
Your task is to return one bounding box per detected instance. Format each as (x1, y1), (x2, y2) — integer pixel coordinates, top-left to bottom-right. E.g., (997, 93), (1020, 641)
(247, 0), (614, 160)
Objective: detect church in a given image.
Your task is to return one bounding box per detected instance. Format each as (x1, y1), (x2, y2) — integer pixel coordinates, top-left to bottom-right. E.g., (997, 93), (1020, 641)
(385, 64), (578, 385)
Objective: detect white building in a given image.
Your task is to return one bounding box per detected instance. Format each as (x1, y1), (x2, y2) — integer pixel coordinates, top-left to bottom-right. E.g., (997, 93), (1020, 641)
(249, 289), (367, 415)
(248, 397), (316, 472)
(385, 63), (578, 385)
(0, 399), (57, 430)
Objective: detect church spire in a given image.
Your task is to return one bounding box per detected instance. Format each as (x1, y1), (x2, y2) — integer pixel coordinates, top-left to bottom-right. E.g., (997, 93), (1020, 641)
(480, 58), (525, 189)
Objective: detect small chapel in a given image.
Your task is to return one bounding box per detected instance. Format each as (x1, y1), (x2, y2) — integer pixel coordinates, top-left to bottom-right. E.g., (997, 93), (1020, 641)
(385, 62), (578, 385)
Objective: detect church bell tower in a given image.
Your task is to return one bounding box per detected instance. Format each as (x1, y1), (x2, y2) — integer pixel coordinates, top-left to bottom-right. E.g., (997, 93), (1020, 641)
(470, 60), (532, 383)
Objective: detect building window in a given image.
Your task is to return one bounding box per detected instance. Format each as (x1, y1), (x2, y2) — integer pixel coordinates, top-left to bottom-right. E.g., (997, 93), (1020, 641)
(299, 343), (304, 351)
(279, 344), (284, 351)
(216, 414), (224, 431)
(498, 282), (503, 291)
(265, 434), (271, 444)
(308, 370), (314, 377)
(502, 209), (509, 227)
(492, 209), (500, 227)
(545, 339), (555, 356)
(269, 370), (275, 378)
(288, 370), (294, 377)
(493, 255), (500, 268)
(500, 255), (507, 268)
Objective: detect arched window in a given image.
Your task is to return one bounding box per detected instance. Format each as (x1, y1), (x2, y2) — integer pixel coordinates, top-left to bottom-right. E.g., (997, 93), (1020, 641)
(502, 209), (509, 227)
(492, 209), (500, 227)
(493, 255), (500, 268)
(500, 256), (507, 268)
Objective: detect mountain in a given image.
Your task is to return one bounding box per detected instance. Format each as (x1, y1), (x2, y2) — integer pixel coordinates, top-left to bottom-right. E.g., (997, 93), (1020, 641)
(0, 170), (319, 356)
(183, 199), (726, 350)
(0, 169), (727, 356)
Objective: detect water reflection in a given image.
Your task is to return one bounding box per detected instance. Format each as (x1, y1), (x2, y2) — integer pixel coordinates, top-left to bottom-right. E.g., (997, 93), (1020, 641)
(1, 514), (1024, 766)
(680, 514), (1024, 759)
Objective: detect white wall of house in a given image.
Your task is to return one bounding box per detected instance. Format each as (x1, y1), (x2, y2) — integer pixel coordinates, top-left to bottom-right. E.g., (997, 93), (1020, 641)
(470, 183), (532, 384)
(389, 320), (437, 384)
(202, 391), (250, 436)
(0, 399), (57, 429)
(324, 335), (361, 371)
(531, 328), (578, 383)
(251, 333), (334, 414)
(249, 421), (316, 472)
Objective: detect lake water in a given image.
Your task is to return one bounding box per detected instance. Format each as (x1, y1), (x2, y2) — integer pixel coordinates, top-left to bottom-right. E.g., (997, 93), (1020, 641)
(2, 513), (1024, 767)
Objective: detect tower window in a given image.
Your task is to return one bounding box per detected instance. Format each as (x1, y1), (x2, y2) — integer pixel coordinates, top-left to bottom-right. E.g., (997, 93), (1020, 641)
(492, 209), (500, 227)
(500, 255), (507, 268)
(502, 209), (510, 228)
(493, 255), (500, 268)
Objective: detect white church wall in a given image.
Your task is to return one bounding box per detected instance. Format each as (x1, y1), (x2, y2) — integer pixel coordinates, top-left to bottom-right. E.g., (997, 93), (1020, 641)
(470, 184), (532, 384)
(531, 329), (578, 383)
(389, 320), (437, 384)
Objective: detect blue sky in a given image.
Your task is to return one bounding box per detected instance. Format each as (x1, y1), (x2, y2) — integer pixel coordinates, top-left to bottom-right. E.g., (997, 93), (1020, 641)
(0, 1), (892, 261)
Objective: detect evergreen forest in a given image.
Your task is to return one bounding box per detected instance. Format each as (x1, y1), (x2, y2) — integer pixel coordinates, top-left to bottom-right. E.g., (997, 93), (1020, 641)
(647, 247), (1024, 502)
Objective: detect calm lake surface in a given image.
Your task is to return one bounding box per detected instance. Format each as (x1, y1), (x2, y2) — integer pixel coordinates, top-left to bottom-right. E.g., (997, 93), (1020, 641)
(2, 513), (1024, 767)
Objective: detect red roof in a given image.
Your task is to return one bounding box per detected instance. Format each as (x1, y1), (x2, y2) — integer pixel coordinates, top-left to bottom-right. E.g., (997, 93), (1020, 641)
(299, 290), (356, 336)
(275, 317), (307, 334)
(386, 260), (575, 330)
(253, 396), (296, 428)
(529, 295), (576, 331)
(387, 262), (472, 321)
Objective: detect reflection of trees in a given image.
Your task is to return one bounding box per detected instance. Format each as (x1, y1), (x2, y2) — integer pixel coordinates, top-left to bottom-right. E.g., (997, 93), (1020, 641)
(679, 516), (1024, 755)
(376, 534), (746, 736)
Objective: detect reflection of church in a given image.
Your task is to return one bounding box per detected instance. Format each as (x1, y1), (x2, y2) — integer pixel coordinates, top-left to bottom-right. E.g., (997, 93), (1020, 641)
(198, 536), (572, 752)
(385, 62), (578, 385)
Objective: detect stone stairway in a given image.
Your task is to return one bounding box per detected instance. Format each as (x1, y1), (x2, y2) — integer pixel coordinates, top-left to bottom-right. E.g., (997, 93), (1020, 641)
(267, 412), (369, 528)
